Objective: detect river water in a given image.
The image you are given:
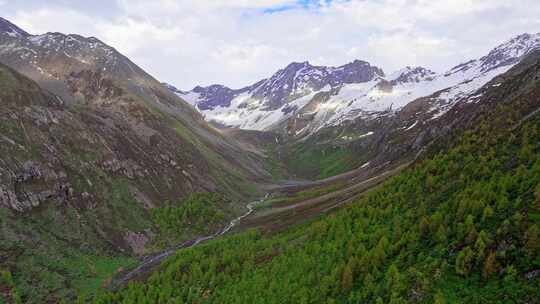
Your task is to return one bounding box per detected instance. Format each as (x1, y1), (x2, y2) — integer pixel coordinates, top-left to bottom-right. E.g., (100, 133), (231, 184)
(112, 194), (268, 288)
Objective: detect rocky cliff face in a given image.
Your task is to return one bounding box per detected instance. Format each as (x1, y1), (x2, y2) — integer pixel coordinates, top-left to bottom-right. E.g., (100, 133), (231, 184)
(0, 58), (267, 252)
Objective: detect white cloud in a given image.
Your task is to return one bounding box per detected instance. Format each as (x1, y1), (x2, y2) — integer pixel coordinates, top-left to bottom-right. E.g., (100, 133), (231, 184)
(5, 0), (540, 89)
(364, 33), (456, 73)
(97, 18), (183, 54)
(11, 8), (96, 36)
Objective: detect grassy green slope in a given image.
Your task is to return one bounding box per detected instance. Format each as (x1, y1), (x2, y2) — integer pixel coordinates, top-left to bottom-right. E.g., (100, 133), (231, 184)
(284, 144), (360, 179)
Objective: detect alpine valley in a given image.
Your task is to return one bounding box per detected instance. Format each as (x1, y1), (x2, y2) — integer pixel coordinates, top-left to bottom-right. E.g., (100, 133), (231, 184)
(0, 16), (538, 304)
(170, 33), (540, 178)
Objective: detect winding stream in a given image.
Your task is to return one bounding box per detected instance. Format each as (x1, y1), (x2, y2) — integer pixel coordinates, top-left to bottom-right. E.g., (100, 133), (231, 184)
(112, 194), (268, 288)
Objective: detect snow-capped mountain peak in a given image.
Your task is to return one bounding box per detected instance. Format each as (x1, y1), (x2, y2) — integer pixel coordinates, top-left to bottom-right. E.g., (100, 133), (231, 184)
(0, 20), (163, 105)
(175, 59), (384, 118)
(450, 32), (540, 75)
(247, 59), (384, 110)
(192, 84), (238, 110)
(169, 33), (540, 135)
(478, 32), (540, 72)
(388, 66), (436, 84)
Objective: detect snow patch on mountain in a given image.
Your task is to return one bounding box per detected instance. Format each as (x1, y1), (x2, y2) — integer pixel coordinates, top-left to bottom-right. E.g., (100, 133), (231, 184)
(168, 32), (540, 134)
(200, 89), (323, 130)
(319, 33), (540, 129)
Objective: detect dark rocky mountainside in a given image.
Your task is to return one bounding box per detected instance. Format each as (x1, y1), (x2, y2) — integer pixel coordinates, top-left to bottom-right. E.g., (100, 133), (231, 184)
(390, 66), (436, 84)
(0, 18), (271, 301)
(0, 17), (268, 206)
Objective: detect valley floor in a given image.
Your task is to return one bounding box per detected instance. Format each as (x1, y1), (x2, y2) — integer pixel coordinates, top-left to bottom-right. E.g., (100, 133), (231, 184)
(109, 160), (408, 288)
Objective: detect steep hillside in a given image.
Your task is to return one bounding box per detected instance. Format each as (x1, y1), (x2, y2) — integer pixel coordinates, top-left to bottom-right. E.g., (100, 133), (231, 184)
(92, 50), (540, 304)
(0, 18), (271, 302)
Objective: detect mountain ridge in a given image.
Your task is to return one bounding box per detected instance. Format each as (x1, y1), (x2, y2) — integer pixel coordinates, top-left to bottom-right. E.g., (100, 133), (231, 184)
(170, 32), (540, 136)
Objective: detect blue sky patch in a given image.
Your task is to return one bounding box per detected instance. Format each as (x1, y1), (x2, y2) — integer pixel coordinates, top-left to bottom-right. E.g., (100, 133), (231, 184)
(263, 0), (337, 14)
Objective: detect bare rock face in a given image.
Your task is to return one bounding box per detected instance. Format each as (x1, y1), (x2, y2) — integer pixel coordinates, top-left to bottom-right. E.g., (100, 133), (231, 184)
(376, 79), (393, 93)
(192, 84), (239, 110)
(124, 230), (151, 256)
(67, 70), (124, 104)
(525, 269), (540, 280)
(0, 187), (23, 211)
(1, 181), (67, 212)
(390, 66), (436, 85)
(16, 161), (42, 182)
(101, 158), (144, 180)
(0, 160), (70, 212)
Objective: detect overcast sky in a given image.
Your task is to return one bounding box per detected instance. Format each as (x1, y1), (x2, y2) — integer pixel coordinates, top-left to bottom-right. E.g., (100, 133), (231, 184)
(2, 0), (540, 89)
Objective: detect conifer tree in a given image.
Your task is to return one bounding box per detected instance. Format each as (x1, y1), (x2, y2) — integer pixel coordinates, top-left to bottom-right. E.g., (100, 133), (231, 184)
(482, 251), (499, 279)
(434, 290), (446, 304)
(525, 225), (539, 257)
(455, 246), (474, 276)
(341, 264), (354, 291)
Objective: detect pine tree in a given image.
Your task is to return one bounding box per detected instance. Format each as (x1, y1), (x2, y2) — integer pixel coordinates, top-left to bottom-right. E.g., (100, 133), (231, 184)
(13, 289), (22, 304)
(465, 215), (478, 244)
(474, 230), (490, 263)
(482, 206), (494, 221)
(435, 225), (448, 244)
(535, 182), (540, 212)
(455, 246), (474, 276)
(525, 225), (539, 257)
(386, 265), (403, 294)
(341, 263), (354, 291)
(482, 251), (499, 279)
(389, 293), (406, 304)
(373, 236), (389, 267)
(426, 175), (435, 192)
(419, 216), (430, 237)
(434, 290), (446, 304)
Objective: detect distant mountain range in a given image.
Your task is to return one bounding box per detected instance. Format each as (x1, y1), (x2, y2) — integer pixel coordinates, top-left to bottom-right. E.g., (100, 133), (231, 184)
(168, 33), (540, 137)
